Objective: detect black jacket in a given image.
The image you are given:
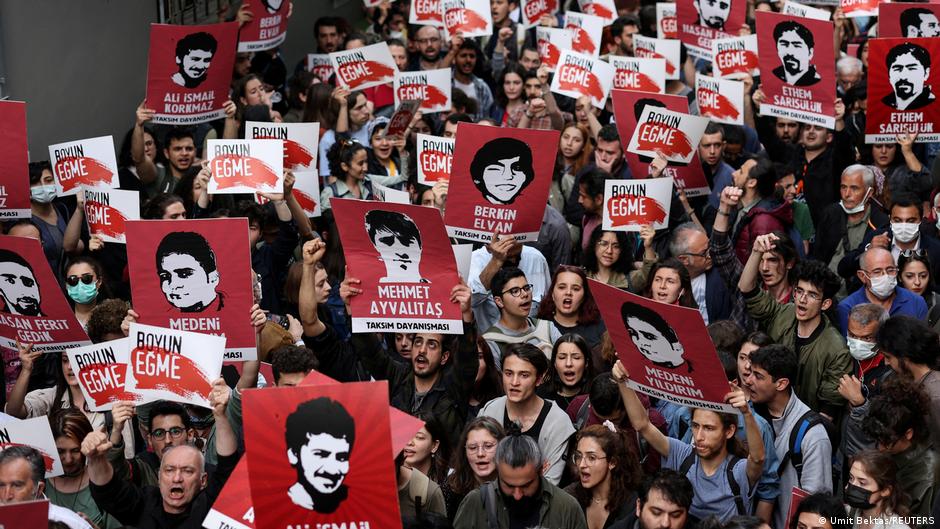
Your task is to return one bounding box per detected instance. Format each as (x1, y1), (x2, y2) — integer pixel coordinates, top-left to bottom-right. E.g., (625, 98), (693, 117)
(811, 203), (889, 268)
(838, 224), (940, 293)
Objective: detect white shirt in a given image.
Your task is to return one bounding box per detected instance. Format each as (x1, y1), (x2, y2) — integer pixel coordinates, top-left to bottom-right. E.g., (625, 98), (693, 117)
(468, 245), (551, 332)
(691, 273), (709, 324)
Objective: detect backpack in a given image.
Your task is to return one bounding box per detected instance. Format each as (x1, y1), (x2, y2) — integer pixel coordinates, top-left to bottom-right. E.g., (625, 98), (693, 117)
(776, 410), (837, 489)
(678, 452), (746, 516)
(409, 468), (432, 518)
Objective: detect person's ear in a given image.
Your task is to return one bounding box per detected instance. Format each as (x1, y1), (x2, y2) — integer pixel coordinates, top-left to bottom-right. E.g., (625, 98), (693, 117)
(340, 161), (350, 174)
(35, 481), (45, 499)
(208, 270), (220, 288)
(200, 471), (208, 489)
(856, 269), (867, 285)
(821, 298), (832, 311)
(905, 428), (914, 441)
(431, 440), (440, 455)
(636, 498), (642, 518)
(287, 448), (299, 465)
(441, 350), (451, 366)
(775, 376), (790, 392)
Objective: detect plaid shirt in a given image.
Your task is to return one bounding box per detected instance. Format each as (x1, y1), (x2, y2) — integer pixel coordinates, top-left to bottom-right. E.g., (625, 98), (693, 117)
(708, 227), (756, 332)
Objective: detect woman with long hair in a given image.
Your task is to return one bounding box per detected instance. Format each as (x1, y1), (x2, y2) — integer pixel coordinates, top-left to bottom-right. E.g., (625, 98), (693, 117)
(321, 139), (372, 209)
(537, 265), (606, 349)
(643, 257), (698, 309)
(468, 335), (503, 418)
(489, 62), (528, 127)
(403, 413), (451, 486)
(844, 450), (911, 528)
(550, 123), (594, 215)
(63, 257), (111, 329)
(898, 251), (940, 330)
(583, 228), (636, 290)
(538, 334), (596, 410)
(442, 417), (505, 520)
(564, 424), (643, 529)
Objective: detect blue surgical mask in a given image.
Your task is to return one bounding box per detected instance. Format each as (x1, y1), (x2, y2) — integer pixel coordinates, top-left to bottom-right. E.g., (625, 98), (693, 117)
(67, 282), (98, 305)
(30, 185), (57, 204)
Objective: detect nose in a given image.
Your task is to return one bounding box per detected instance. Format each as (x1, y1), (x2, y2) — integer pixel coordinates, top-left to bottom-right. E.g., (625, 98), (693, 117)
(512, 489), (525, 501)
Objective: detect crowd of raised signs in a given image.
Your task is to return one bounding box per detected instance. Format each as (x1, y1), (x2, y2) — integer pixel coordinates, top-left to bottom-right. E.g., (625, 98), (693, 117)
(6, 0), (940, 528)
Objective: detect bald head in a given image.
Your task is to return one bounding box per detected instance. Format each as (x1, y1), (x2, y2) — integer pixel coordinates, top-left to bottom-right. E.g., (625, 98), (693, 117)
(861, 247), (893, 271)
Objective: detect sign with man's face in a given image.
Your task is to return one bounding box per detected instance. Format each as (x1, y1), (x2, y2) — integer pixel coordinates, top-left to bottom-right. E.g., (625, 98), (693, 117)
(550, 50), (616, 108)
(756, 11), (836, 128)
(444, 123), (557, 242)
(146, 23), (238, 125)
(880, 3), (940, 38)
(82, 187), (140, 244)
(332, 198), (464, 334)
(592, 281), (736, 412)
(865, 37), (940, 143)
(243, 382), (401, 529)
(711, 34), (759, 78)
(246, 122), (320, 171)
(394, 69), (452, 114)
(676, 0), (745, 60)
(0, 236), (89, 353)
(0, 417), (64, 477)
(126, 219), (257, 361)
(0, 102), (31, 219)
(47, 136), (119, 197)
(634, 35), (681, 81)
(564, 11), (605, 57)
(695, 74), (745, 125)
(611, 90), (710, 196)
(239, 0), (290, 52)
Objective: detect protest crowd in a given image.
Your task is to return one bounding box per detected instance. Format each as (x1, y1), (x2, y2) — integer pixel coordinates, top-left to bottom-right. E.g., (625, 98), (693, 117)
(7, 0), (940, 528)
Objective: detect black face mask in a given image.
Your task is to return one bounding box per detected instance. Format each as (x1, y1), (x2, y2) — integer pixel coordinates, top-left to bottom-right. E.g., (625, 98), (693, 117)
(844, 483), (877, 510)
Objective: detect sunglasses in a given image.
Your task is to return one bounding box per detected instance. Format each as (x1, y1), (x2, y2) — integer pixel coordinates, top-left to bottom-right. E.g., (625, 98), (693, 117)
(65, 273), (95, 287)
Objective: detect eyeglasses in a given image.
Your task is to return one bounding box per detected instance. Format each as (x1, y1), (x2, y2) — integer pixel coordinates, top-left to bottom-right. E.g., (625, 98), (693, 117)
(500, 284), (533, 298)
(65, 273), (95, 287)
(863, 267), (899, 279)
(680, 249), (709, 259)
(466, 442), (498, 454)
(793, 287), (822, 302)
(150, 427), (186, 440)
(597, 240), (621, 251)
(572, 452), (607, 465)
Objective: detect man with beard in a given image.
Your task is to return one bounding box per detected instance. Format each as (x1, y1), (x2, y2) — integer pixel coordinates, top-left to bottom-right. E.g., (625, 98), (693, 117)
(772, 21), (821, 87)
(608, 15), (640, 56)
(409, 25), (456, 71)
(883, 42), (936, 111)
(171, 32), (217, 89)
(452, 39), (494, 121)
(0, 249), (43, 316)
(694, 0), (731, 30)
(453, 431), (586, 529)
(901, 7), (940, 38)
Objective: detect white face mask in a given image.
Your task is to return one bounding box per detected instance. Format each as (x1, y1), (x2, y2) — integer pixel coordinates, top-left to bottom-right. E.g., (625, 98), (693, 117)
(868, 274), (897, 300)
(892, 222), (920, 243)
(840, 187), (871, 214)
(847, 337), (877, 361)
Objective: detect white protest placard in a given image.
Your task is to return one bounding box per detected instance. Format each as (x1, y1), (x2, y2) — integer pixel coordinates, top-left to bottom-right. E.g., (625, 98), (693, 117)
(292, 170), (322, 217)
(373, 182), (411, 204)
(306, 53), (335, 83)
(83, 187), (140, 244)
(245, 121), (320, 171)
(634, 35), (681, 80)
(578, 0), (616, 23)
(536, 27), (573, 71)
(551, 49), (615, 108)
(657, 3), (678, 39)
(330, 42), (398, 91)
(442, 0), (493, 39)
(782, 0), (832, 19)
(395, 69), (452, 114)
(627, 107), (710, 164)
(125, 323), (225, 408)
(712, 34), (759, 78)
(603, 178), (674, 231)
(416, 134), (455, 184)
(564, 11), (605, 57)
(696, 75), (745, 125)
(608, 55), (666, 93)
(452, 244), (473, 280)
(411, 0), (444, 26)
(0, 417), (63, 477)
(521, 0), (559, 28)
(67, 338), (143, 412)
(48, 136), (119, 197)
(206, 139), (284, 194)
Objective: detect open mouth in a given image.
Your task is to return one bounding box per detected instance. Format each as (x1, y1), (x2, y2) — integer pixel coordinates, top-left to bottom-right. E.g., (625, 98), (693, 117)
(169, 486), (185, 500)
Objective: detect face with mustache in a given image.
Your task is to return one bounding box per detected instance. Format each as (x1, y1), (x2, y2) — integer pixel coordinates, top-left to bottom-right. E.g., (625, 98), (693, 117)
(889, 51), (929, 102)
(290, 433), (351, 495)
(776, 29), (812, 77)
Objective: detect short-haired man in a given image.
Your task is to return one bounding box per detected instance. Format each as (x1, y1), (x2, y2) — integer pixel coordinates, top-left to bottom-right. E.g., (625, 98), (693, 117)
(743, 344), (832, 529)
(670, 222), (735, 325)
(485, 0), (521, 80)
(270, 344), (318, 387)
(285, 397), (355, 513)
(622, 470), (695, 529)
(739, 234), (852, 417)
(774, 163), (814, 254)
(0, 445), (92, 528)
(315, 17), (345, 53)
(901, 7), (940, 37)
(172, 32), (217, 89)
(453, 432), (586, 529)
(0, 249), (42, 316)
(702, 123), (736, 212)
(364, 210), (426, 283)
(482, 267), (561, 363)
(469, 233), (551, 332)
(884, 42), (936, 111)
(518, 45), (541, 71)
(608, 16), (640, 56)
(132, 125), (197, 198)
(837, 247), (928, 335)
(720, 154), (794, 264)
(772, 20), (821, 86)
(156, 231), (223, 312)
(452, 39), (495, 121)
(694, 0), (731, 30)
(409, 25), (456, 71)
(576, 169), (608, 254)
(564, 125), (631, 226)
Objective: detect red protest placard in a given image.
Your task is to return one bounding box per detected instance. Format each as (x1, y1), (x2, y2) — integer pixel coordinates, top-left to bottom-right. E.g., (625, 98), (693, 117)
(634, 35), (681, 80)
(332, 198), (463, 334)
(712, 34), (759, 78)
(83, 187), (140, 244)
(243, 382), (401, 529)
(0, 500), (49, 529)
(205, 458), (255, 529)
(676, 0), (746, 60)
(522, 0), (559, 27)
(866, 38), (940, 143)
(611, 90), (710, 196)
(0, 417), (64, 477)
(0, 101), (31, 219)
(880, 3), (940, 38)
(592, 281), (735, 412)
(579, 0), (616, 23)
(306, 54), (335, 83)
(330, 42), (398, 91)
(126, 322), (225, 408)
(238, 0), (290, 52)
(67, 338), (141, 411)
(395, 69), (452, 114)
(841, 0), (877, 18)
(536, 27), (572, 71)
(386, 100), (421, 139)
(442, 0), (494, 39)
(657, 3), (678, 39)
(565, 11), (604, 57)
(146, 22), (239, 125)
(785, 487), (811, 529)
(696, 74), (745, 125)
(206, 139), (284, 194)
(416, 134), (455, 184)
(47, 136), (119, 197)
(0, 236), (89, 353)
(551, 50), (615, 108)
(245, 122), (320, 171)
(756, 11), (836, 128)
(603, 178), (674, 231)
(411, 0), (444, 26)
(125, 218), (257, 361)
(627, 107), (710, 164)
(609, 56), (666, 93)
(444, 123), (558, 242)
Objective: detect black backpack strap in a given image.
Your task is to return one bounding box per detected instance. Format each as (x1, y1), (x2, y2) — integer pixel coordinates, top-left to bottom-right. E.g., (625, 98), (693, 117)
(679, 452), (696, 477)
(481, 481), (500, 529)
(725, 456), (746, 515)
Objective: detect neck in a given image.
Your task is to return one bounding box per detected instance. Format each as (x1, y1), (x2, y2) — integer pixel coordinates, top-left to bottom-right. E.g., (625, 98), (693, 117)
(896, 238), (918, 251)
(864, 289), (896, 309)
(414, 370), (442, 393)
(31, 202), (53, 214)
(804, 146), (825, 162)
(413, 458), (432, 477)
(847, 206), (868, 223)
(507, 99), (524, 110)
(554, 312), (578, 327)
(558, 384), (580, 397)
(506, 395), (543, 418)
(698, 448), (728, 474)
(169, 165), (186, 179)
(53, 469), (86, 490)
(768, 390), (791, 417)
(475, 470), (495, 484)
(592, 477), (612, 506)
(796, 315), (820, 338)
(766, 280), (790, 301)
(595, 265), (612, 282)
(908, 363), (932, 382)
(742, 189), (760, 205)
(345, 177), (361, 190)
(455, 70), (472, 83)
(75, 302), (95, 316)
(499, 312), (529, 332)
(68, 385), (85, 408)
